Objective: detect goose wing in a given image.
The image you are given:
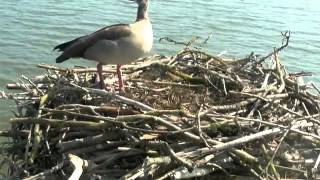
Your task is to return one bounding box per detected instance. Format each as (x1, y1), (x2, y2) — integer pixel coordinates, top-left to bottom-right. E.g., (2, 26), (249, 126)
(54, 24), (132, 63)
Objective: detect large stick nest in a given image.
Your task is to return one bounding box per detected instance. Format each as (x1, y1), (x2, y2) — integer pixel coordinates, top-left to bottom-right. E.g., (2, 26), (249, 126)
(1, 32), (320, 179)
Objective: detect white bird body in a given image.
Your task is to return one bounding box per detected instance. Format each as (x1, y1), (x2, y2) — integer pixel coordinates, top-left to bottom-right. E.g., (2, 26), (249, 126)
(84, 19), (153, 65)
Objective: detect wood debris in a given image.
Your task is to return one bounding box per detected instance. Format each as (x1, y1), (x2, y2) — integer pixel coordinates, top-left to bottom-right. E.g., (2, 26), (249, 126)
(1, 32), (320, 179)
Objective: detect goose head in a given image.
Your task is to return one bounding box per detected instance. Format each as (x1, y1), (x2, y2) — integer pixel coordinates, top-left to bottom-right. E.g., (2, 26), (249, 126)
(130, 0), (149, 5)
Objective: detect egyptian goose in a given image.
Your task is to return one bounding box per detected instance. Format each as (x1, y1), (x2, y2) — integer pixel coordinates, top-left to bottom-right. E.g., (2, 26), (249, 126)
(54, 0), (153, 91)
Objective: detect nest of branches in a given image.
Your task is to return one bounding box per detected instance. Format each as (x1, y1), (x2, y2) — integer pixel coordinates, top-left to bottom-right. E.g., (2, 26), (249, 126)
(1, 32), (320, 179)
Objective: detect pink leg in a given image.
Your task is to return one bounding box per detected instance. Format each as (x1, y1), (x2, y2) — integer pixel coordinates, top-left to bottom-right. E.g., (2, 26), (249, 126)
(117, 64), (124, 91)
(97, 63), (106, 90)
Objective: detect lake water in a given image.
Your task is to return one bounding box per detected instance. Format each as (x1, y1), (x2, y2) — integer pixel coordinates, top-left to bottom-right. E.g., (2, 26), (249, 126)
(0, 0), (320, 119)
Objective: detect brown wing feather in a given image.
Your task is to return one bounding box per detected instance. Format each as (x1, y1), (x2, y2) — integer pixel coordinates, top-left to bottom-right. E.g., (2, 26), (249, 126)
(55, 24), (132, 63)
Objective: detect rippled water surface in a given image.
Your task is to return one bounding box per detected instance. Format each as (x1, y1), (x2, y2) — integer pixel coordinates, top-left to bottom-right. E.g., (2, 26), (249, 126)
(0, 0), (320, 117)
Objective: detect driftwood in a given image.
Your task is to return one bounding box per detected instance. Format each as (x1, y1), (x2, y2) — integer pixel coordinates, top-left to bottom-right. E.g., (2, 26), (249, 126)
(1, 32), (320, 179)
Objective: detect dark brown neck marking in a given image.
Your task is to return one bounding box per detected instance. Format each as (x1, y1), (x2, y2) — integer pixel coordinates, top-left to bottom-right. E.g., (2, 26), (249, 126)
(136, 0), (149, 21)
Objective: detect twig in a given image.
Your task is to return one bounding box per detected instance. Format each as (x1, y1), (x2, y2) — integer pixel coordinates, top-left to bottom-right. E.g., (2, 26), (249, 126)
(37, 64), (123, 74)
(261, 144), (280, 180)
(129, 79), (204, 89)
(68, 154), (87, 180)
(312, 154), (320, 178)
(274, 50), (286, 93)
(196, 104), (210, 147)
(157, 141), (194, 170)
(23, 161), (66, 180)
(189, 128), (282, 157)
(159, 36), (200, 49)
(81, 87), (155, 111)
(257, 31), (290, 64)
(208, 114), (320, 140)
(21, 75), (44, 96)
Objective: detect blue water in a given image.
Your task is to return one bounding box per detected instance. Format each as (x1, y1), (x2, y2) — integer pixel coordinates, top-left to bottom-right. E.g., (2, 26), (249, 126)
(0, 0), (320, 117)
